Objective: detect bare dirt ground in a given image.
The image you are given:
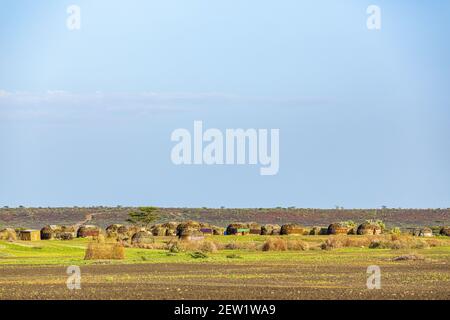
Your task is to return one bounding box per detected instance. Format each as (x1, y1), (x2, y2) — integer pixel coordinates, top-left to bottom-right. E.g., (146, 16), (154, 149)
(0, 262), (448, 300)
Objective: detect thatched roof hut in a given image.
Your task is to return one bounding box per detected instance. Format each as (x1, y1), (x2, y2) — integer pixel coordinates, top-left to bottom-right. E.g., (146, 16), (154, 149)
(226, 223), (250, 235)
(261, 224), (280, 235)
(41, 225), (77, 240)
(411, 227), (433, 237)
(77, 225), (102, 238)
(280, 224), (305, 235)
(440, 226), (450, 237)
(357, 223), (382, 235)
(131, 231), (155, 244)
(0, 228), (17, 241)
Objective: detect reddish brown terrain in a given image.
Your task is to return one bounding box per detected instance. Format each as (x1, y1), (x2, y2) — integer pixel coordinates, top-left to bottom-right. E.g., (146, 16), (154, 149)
(0, 207), (448, 229)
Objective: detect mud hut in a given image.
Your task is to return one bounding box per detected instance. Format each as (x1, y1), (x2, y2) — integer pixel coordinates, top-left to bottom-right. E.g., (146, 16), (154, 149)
(106, 224), (139, 241)
(280, 224), (305, 235)
(357, 222), (382, 235)
(411, 227), (433, 237)
(41, 225), (77, 240)
(327, 222), (355, 235)
(247, 222), (262, 235)
(226, 223), (250, 235)
(131, 231), (155, 244)
(179, 230), (204, 241)
(161, 222), (179, 236)
(77, 225), (102, 238)
(176, 221), (201, 237)
(19, 230), (40, 241)
(149, 224), (167, 236)
(0, 228), (17, 241)
(211, 226), (225, 235)
(440, 226), (450, 237)
(200, 227), (214, 236)
(309, 226), (328, 235)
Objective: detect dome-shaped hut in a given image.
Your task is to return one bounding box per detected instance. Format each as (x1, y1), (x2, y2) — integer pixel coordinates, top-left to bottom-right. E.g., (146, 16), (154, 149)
(106, 224), (139, 241)
(440, 226), (450, 237)
(327, 222), (355, 235)
(261, 224), (281, 235)
(131, 231), (155, 244)
(176, 221), (201, 237)
(280, 224), (305, 235)
(247, 222), (262, 235)
(161, 222), (179, 236)
(357, 222), (382, 235)
(226, 223), (250, 235)
(77, 225), (102, 238)
(41, 225), (77, 240)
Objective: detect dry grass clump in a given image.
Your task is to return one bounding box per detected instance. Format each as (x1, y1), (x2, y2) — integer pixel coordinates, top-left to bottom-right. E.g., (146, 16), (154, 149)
(369, 235), (431, 250)
(321, 237), (343, 250)
(287, 239), (310, 251)
(225, 241), (258, 250)
(262, 238), (288, 251)
(261, 238), (310, 251)
(164, 239), (221, 253)
(84, 242), (125, 260)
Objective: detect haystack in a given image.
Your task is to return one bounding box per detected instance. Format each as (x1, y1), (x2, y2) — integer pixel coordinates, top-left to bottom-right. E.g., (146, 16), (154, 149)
(41, 225), (77, 240)
(226, 223), (250, 235)
(77, 225), (102, 238)
(412, 227), (433, 237)
(280, 224), (305, 235)
(440, 226), (450, 237)
(357, 222), (382, 235)
(131, 231), (155, 244)
(0, 228), (17, 241)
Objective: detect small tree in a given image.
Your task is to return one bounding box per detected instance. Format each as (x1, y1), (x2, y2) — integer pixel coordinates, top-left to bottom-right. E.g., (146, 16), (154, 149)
(127, 206), (159, 229)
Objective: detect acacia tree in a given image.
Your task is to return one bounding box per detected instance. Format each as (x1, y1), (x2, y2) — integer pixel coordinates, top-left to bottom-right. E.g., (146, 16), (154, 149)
(127, 206), (159, 229)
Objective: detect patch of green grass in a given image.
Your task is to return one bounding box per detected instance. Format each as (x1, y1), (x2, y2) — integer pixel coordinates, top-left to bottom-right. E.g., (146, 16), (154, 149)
(1, 238), (450, 267)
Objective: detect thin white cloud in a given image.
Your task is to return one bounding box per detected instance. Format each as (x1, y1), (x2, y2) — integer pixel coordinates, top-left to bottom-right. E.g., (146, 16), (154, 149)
(0, 90), (331, 122)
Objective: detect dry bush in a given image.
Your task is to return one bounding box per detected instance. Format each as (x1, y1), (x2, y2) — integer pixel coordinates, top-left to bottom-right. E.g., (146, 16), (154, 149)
(84, 242), (125, 260)
(199, 240), (218, 253)
(262, 238), (288, 251)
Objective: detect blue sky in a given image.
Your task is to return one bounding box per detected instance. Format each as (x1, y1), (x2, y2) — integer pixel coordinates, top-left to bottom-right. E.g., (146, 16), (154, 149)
(0, 0), (449, 208)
